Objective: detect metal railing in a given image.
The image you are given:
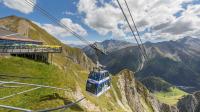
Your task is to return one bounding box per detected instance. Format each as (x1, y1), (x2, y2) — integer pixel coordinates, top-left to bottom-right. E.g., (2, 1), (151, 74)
(0, 45), (62, 53)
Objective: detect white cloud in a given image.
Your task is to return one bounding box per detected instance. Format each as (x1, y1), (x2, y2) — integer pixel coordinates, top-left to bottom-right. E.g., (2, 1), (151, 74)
(61, 40), (95, 46)
(78, 0), (125, 37)
(151, 4), (200, 41)
(184, 4), (200, 16)
(34, 18), (87, 38)
(1, 0), (36, 14)
(77, 0), (200, 42)
(64, 11), (76, 16)
(60, 18), (88, 36)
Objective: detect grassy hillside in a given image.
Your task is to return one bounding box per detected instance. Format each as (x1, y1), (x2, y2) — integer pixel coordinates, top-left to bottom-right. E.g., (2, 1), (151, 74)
(140, 77), (188, 106)
(0, 15), (94, 71)
(0, 57), (81, 111)
(141, 76), (187, 105)
(154, 87), (188, 106)
(0, 56), (132, 112)
(141, 76), (172, 92)
(0, 15), (178, 112)
(0, 16), (125, 112)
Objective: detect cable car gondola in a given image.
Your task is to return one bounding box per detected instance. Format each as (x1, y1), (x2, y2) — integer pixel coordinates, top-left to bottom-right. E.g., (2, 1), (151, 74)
(86, 66), (111, 97)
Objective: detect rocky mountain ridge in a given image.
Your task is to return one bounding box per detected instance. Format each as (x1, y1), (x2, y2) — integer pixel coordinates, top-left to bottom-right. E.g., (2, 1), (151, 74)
(83, 37), (200, 92)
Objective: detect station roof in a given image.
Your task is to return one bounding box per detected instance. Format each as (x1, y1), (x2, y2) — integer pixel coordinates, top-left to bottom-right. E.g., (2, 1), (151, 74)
(0, 28), (43, 43)
(0, 36), (42, 43)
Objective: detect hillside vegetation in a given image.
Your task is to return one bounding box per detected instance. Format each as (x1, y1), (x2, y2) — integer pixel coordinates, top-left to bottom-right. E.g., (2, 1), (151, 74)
(154, 87), (187, 106)
(140, 77), (187, 106)
(0, 16), (125, 112)
(0, 15), (183, 112)
(0, 57), (80, 111)
(0, 57), (165, 112)
(141, 76), (172, 92)
(0, 56), (128, 112)
(83, 37), (200, 92)
(0, 15), (95, 71)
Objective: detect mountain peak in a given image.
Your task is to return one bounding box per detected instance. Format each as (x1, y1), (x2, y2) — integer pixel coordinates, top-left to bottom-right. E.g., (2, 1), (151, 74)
(5, 15), (19, 18)
(1, 15), (26, 21)
(118, 69), (134, 80)
(177, 36), (200, 43)
(0, 15), (32, 34)
(175, 36), (200, 49)
(83, 39), (135, 56)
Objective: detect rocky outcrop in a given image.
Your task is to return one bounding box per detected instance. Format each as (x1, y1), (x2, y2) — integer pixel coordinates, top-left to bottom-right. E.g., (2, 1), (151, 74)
(113, 69), (178, 112)
(160, 103), (178, 112)
(177, 91), (200, 112)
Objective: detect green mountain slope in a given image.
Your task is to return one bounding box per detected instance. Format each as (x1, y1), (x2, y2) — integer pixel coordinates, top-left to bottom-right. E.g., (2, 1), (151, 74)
(0, 56), (126, 111)
(84, 38), (200, 92)
(0, 15), (126, 111)
(0, 15), (179, 112)
(155, 87), (187, 106)
(0, 57), (80, 111)
(141, 76), (172, 92)
(0, 15), (123, 112)
(0, 15), (95, 70)
(0, 57), (168, 112)
(140, 77), (187, 106)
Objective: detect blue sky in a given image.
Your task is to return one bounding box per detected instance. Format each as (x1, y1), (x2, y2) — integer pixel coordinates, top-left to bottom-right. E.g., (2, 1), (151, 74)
(0, 0), (112, 45)
(0, 0), (200, 45)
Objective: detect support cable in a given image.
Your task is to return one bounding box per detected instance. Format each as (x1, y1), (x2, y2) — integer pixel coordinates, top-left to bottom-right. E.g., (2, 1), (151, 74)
(0, 105), (32, 112)
(24, 0), (106, 55)
(0, 81), (70, 91)
(116, 0), (147, 61)
(123, 0), (149, 60)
